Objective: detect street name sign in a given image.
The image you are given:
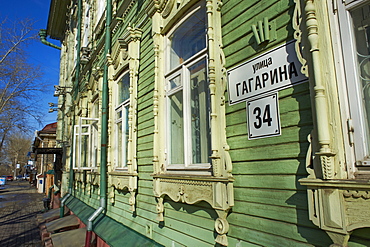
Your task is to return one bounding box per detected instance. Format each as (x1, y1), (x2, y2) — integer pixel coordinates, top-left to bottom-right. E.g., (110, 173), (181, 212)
(228, 40), (307, 105)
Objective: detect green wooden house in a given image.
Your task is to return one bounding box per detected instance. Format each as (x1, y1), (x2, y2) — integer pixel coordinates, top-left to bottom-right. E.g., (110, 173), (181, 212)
(43, 0), (370, 246)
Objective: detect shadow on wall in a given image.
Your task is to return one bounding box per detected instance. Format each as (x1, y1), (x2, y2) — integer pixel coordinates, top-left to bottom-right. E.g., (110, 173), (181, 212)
(284, 0), (332, 245)
(285, 81), (332, 246)
(164, 199), (220, 244)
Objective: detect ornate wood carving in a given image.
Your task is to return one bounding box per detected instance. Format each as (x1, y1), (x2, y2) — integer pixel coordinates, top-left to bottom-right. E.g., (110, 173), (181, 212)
(297, 1), (370, 245)
(111, 38), (128, 71)
(109, 27), (142, 212)
(149, 1), (234, 245)
(300, 179), (370, 246)
(86, 171), (99, 185)
(109, 173), (138, 211)
(292, 0), (308, 76)
(304, 0), (336, 180)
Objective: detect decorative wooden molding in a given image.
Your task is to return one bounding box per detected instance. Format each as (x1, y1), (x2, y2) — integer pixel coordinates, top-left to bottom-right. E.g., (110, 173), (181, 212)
(111, 38), (128, 71)
(153, 176), (233, 208)
(74, 171), (84, 182)
(108, 27), (142, 212)
(109, 173), (138, 211)
(86, 171), (100, 186)
(292, 0), (308, 76)
(343, 190), (370, 199)
(150, 1), (234, 245)
(304, 0), (335, 179)
(294, 0), (370, 246)
(300, 178), (370, 246)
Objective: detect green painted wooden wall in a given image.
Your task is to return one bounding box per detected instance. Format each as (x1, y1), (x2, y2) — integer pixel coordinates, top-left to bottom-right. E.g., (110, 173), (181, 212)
(66, 0), (370, 246)
(222, 0), (370, 246)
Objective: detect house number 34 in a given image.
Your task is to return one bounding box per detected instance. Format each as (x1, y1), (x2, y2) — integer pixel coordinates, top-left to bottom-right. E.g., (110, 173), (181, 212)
(253, 104), (273, 129)
(247, 93), (281, 139)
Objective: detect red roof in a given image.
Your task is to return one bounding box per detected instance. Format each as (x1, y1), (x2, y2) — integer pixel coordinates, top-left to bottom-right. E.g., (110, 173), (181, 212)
(40, 122), (57, 133)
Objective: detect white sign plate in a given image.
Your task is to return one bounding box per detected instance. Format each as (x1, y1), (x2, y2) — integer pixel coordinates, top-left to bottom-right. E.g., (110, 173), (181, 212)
(247, 93), (281, 139)
(228, 40), (307, 105)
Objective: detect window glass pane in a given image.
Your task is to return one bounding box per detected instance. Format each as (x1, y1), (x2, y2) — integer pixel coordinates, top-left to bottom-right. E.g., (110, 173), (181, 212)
(351, 5), (370, 154)
(81, 135), (89, 167)
(81, 126), (89, 167)
(96, 0), (105, 26)
(169, 6), (206, 69)
(74, 126), (79, 168)
(118, 72), (130, 103)
(189, 59), (210, 164)
(92, 124), (98, 167)
(115, 70), (130, 168)
(117, 121), (122, 166)
(170, 90), (184, 164)
(115, 104), (129, 168)
(123, 105), (129, 167)
(117, 109), (122, 119)
(92, 100), (99, 118)
(169, 75), (181, 91)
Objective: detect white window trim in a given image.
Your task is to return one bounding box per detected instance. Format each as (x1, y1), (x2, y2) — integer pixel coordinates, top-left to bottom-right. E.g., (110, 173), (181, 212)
(336, 0), (370, 174)
(113, 70), (130, 171)
(73, 117), (99, 170)
(165, 54), (211, 171)
(82, 2), (91, 47)
(150, 2), (234, 245)
(114, 98), (130, 170)
(164, 3), (210, 173)
(108, 27), (142, 212)
(95, 0), (105, 28)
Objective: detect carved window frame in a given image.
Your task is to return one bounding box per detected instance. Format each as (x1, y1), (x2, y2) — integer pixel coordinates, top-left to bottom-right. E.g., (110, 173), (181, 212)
(295, 0), (370, 245)
(147, 0), (234, 245)
(82, 1), (91, 47)
(73, 117), (99, 171)
(113, 70), (130, 170)
(164, 4), (211, 173)
(108, 27), (142, 212)
(95, 0), (106, 29)
(334, 0), (370, 177)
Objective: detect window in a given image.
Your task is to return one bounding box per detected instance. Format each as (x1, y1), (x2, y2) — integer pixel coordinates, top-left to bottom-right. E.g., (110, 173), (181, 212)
(95, 0), (105, 27)
(165, 4), (211, 171)
(114, 72), (130, 169)
(82, 2), (91, 47)
(338, 1), (370, 174)
(73, 117), (99, 169)
(150, 1), (234, 242)
(91, 98), (99, 168)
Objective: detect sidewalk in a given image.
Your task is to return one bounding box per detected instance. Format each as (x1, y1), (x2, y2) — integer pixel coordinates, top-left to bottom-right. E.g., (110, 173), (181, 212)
(0, 180), (45, 247)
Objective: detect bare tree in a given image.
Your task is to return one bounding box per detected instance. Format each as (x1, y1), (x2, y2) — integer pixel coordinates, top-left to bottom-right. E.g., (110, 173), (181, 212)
(2, 130), (32, 175)
(0, 18), (48, 155)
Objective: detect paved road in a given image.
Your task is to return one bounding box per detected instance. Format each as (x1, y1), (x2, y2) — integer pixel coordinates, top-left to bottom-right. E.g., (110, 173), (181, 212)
(0, 180), (45, 247)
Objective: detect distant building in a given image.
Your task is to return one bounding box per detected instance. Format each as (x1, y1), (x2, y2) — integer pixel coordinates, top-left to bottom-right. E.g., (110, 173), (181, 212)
(32, 122), (62, 195)
(44, 0), (370, 246)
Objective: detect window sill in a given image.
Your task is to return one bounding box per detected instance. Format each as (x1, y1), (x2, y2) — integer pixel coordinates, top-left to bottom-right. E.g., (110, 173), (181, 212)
(73, 167), (98, 171)
(110, 167), (130, 174)
(152, 173), (234, 218)
(108, 171), (138, 211)
(299, 178), (370, 188)
(299, 178), (370, 243)
(165, 163), (212, 175)
(153, 173), (233, 182)
(73, 170), (100, 185)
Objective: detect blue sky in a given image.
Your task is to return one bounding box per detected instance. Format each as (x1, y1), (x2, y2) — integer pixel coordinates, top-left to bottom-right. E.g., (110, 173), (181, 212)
(1, 0), (61, 131)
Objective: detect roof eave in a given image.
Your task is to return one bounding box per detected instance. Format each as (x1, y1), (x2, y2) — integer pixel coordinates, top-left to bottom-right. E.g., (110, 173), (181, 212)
(47, 0), (69, 40)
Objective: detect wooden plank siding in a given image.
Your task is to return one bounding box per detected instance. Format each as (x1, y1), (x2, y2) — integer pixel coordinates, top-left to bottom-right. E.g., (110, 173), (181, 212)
(60, 0), (370, 246)
(135, 10), (220, 247)
(221, 0), (333, 246)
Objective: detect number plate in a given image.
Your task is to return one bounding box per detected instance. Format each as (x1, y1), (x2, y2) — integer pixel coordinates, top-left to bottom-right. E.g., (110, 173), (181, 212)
(247, 93), (281, 139)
